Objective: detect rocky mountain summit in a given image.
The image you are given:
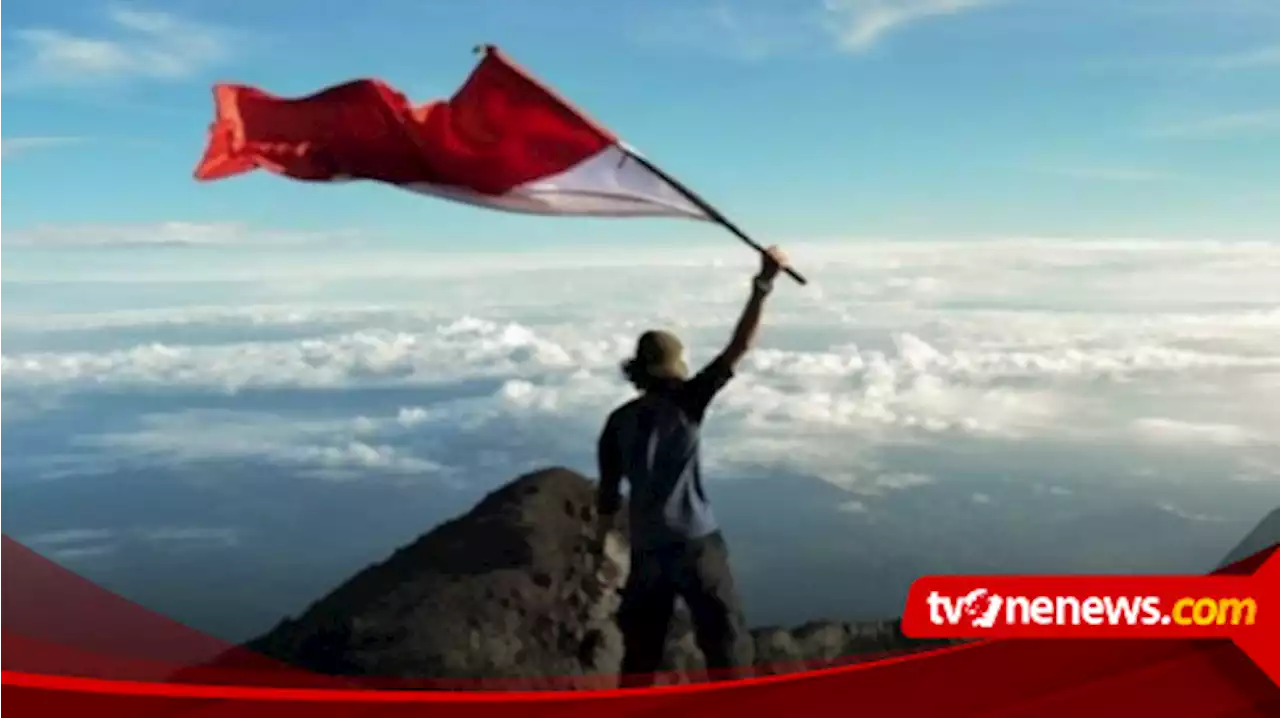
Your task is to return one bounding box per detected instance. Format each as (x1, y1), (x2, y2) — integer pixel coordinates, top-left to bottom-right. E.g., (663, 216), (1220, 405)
(247, 467), (947, 688)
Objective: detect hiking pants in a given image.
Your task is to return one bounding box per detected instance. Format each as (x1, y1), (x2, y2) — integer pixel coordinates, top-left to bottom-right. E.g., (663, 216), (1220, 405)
(617, 531), (753, 686)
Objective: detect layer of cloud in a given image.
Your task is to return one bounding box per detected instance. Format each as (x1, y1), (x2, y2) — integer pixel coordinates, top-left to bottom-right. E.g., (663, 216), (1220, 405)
(4, 240), (1278, 505)
(9, 6), (230, 88)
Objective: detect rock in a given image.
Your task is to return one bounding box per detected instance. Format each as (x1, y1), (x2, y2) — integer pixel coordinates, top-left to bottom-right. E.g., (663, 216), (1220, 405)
(751, 627), (806, 676)
(247, 468), (631, 687)
(792, 621), (851, 662)
(244, 466), (946, 687)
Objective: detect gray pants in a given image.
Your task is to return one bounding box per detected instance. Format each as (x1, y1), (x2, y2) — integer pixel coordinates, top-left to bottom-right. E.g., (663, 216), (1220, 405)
(617, 531), (753, 686)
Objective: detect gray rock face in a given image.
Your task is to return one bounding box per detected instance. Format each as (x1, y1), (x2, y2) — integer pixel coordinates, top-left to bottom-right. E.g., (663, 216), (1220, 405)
(1218, 508), (1280, 570)
(247, 467), (943, 687)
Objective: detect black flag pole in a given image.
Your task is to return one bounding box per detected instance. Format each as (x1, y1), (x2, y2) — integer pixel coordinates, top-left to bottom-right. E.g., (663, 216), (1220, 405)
(622, 151), (807, 286)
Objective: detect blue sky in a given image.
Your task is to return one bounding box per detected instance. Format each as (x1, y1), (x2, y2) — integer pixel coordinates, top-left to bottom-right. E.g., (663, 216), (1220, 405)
(3, 0), (1279, 269)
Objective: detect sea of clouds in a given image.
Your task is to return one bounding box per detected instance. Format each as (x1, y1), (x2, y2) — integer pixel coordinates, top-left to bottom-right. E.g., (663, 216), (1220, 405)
(4, 238), (1279, 638)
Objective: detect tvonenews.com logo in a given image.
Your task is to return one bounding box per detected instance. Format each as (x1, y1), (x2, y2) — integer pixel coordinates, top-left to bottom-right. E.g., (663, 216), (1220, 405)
(926, 588), (1258, 630)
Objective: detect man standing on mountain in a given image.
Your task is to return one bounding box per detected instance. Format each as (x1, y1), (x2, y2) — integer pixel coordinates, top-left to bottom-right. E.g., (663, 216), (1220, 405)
(594, 246), (789, 686)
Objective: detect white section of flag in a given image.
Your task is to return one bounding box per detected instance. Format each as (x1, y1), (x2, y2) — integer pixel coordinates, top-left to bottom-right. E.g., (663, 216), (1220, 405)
(404, 145), (713, 220)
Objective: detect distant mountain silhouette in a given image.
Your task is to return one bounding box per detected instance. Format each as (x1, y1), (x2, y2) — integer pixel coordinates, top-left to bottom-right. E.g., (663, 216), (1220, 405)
(1219, 508), (1280, 570)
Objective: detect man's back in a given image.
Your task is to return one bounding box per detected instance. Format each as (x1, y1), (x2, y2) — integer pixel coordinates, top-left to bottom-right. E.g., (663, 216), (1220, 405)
(597, 357), (734, 551)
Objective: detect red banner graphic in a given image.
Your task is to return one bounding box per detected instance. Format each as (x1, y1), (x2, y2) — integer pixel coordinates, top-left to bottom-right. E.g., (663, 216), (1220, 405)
(3, 535), (1279, 716)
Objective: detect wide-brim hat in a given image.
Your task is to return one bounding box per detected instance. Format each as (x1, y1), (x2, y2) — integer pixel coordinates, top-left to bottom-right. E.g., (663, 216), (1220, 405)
(631, 329), (688, 380)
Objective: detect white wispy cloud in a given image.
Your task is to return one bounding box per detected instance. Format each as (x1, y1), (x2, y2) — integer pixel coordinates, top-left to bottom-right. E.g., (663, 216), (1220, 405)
(631, 0), (995, 59)
(1156, 501), (1231, 523)
(1030, 164), (1182, 183)
(1132, 418), (1268, 448)
(627, 0), (814, 60)
(1, 136), (86, 158)
(1207, 44), (1280, 70)
(822, 0), (995, 53)
(704, 1), (811, 59)
(5, 222), (362, 249)
(1148, 109), (1280, 139)
(22, 526), (241, 561)
(49, 545), (118, 561)
(838, 499), (870, 514)
(26, 529), (118, 546)
(139, 527), (241, 546)
(861, 472), (936, 495)
(10, 6), (231, 87)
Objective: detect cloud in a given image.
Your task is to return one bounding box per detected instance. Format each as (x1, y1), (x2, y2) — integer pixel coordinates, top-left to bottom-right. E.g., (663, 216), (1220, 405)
(822, 0), (995, 53)
(627, 1), (816, 60)
(49, 545), (118, 561)
(870, 472), (935, 493)
(1233, 458), (1280, 484)
(1132, 418), (1267, 448)
(1148, 109), (1280, 139)
(27, 529), (117, 546)
(10, 6), (230, 88)
(630, 0), (994, 59)
(5, 222), (361, 249)
(4, 240), (1279, 512)
(971, 492), (993, 505)
(1207, 45), (1280, 70)
(1030, 165), (1182, 183)
(1, 136), (86, 159)
(838, 499), (870, 514)
(20, 526), (241, 561)
(1156, 502), (1231, 523)
(80, 410), (446, 481)
(140, 527), (240, 547)
(24, 529), (117, 563)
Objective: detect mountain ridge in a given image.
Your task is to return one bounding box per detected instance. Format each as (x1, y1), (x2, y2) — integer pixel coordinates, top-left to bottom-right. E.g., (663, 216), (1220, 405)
(244, 466), (950, 686)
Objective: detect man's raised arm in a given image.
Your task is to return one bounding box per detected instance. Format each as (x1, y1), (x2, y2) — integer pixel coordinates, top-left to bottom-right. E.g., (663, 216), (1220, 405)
(717, 245), (789, 371)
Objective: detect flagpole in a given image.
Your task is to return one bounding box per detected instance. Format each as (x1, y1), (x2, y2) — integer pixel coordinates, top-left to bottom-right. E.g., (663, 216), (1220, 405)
(473, 43), (806, 286)
(622, 151), (808, 286)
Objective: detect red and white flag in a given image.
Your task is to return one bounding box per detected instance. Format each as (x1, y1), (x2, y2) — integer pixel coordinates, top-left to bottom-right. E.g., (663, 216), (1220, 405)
(193, 45), (805, 283)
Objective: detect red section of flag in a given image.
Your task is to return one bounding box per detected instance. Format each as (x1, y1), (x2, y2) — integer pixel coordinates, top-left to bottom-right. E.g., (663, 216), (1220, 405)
(193, 47), (616, 195)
